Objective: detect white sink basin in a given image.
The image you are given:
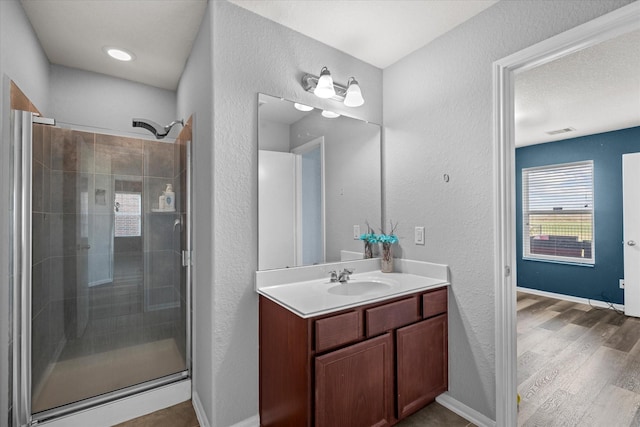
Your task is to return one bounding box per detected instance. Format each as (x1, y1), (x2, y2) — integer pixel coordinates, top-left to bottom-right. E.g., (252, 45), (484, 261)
(327, 280), (392, 296)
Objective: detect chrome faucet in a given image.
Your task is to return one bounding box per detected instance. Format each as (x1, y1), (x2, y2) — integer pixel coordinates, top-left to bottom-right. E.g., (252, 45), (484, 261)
(338, 268), (354, 283)
(329, 271), (339, 282)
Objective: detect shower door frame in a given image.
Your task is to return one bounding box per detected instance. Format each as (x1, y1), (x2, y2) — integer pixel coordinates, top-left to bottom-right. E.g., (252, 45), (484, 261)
(11, 110), (33, 427)
(10, 111), (193, 426)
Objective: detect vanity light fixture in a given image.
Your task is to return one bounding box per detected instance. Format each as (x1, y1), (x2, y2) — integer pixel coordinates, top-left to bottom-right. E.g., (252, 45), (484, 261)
(344, 77), (365, 107)
(294, 103), (314, 112)
(314, 67), (336, 98)
(302, 67), (365, 107)
(104, 46), (135, 62)
(321, 110), (340, 119)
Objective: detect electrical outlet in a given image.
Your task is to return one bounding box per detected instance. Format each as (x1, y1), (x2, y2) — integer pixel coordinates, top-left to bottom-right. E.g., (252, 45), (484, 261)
(353, 225), (361, 240)
(620, 279), (625, 289)
(414, 226), (425, 245)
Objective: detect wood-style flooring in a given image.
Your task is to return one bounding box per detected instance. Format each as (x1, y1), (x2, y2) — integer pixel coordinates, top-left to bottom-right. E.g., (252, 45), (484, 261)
(115, 400), (473, 427)
(517, 291), (640, 427)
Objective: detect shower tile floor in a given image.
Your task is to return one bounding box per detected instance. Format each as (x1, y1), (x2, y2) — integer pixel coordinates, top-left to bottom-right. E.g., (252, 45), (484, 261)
(32, 338), (185, 413)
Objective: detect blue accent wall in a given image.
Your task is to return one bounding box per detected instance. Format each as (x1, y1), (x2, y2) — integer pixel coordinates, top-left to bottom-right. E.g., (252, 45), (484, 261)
(516, 126), (640, 304)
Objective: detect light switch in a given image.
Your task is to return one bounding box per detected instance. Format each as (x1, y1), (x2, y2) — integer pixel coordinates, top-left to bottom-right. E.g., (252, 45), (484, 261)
(353, 225), (361, 240)
(415, 226), (425, 245)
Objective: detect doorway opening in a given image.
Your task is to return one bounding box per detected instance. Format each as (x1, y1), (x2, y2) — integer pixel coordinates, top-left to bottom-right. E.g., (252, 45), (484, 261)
(493, 3), (640, 425)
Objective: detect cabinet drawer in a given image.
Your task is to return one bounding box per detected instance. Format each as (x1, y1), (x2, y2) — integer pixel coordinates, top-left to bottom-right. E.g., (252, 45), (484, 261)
(422, 288), (447, 319)
(315, 311), (363, 352)
(366, 297), (420, 337)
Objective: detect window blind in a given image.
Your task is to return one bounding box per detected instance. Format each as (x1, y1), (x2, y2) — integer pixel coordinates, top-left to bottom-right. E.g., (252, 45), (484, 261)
(115, 192), (142, 237)
(522, 161), (594, 264)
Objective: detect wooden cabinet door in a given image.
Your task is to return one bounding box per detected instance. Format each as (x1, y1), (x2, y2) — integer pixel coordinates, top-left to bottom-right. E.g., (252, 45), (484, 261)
(315, 333), (394, 427)
(396, 314), (448, 419)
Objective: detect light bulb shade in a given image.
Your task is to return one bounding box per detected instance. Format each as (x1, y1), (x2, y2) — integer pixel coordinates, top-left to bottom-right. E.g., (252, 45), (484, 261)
(321, 110), (340, 118)
(344, 77), (364, 107)
(294, 103), (314, 112)
(314, 67), (336, 99)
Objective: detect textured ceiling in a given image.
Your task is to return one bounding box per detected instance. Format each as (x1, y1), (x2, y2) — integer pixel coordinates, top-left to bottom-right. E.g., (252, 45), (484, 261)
(228, 0), (498, 69)
(515, 29), (640, 146)
(20, 0), (207, 91)
(18, 1), (640, 145)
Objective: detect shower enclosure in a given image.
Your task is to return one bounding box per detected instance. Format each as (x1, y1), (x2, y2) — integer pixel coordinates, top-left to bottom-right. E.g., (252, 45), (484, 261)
(10, 110), (192, 425)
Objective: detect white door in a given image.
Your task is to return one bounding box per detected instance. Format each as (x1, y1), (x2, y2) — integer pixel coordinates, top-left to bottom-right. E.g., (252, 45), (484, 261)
(292, 137), (326, 266)
(258, 150), (296, 270)
(623, 153), (640, 317)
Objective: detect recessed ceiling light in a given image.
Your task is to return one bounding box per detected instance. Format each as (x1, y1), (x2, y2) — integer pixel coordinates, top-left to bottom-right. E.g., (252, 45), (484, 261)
(103, 47), (135, 62)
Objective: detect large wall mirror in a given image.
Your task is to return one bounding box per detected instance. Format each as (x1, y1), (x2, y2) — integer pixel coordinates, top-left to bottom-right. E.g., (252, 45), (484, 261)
(258, 93), (382, 270)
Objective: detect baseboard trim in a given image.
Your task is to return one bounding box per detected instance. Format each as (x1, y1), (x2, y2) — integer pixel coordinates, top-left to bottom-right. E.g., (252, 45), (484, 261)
(229, 414), (260, 427)
(517, 286), (624, 311)
(190, 393), (258, 427)
(436, 392), (496, 427)
(192, 391), (211, 427)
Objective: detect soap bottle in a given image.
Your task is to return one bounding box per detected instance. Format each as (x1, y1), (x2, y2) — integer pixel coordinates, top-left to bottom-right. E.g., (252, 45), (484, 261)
(164, 184), (175, 211)
(159, 193), (166, 210)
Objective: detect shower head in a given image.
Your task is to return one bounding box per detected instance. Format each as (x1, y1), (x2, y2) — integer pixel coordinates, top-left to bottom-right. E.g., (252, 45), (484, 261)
(132, 118), (184, 139)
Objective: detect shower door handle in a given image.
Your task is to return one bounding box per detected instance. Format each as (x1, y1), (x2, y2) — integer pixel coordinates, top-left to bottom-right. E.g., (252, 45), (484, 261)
(77, 244), (91, 250)
(628, 240), (637, 247)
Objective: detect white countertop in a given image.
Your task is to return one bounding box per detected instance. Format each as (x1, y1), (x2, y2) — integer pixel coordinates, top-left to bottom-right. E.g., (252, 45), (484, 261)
(256, 259), (450, 318)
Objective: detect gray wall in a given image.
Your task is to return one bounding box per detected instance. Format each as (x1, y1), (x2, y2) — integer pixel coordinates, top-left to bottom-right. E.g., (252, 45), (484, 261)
(0, 0), (51, 423)
(258, 119), (290, 152)
(176, 2), (215, 422)
(290, 113), (382, 263)
(50, 65), (177, 139)
(383, 0), (634, 419)
(206, 1), (382, 425)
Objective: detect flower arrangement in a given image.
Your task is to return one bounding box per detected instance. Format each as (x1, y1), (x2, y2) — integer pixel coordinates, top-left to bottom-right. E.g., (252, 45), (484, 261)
(359, 221), (399, 272)
(359, 223), (377, 259)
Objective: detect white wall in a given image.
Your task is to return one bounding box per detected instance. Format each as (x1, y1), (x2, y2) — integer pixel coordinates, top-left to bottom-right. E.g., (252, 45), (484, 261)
(176, 2), (215, 423)
(383, 0), (634, 420)
(50, 65), (177, 138)
(208, 1), (382, 425)
(258, 119), (290, 152)
(0, 0), (51, 423)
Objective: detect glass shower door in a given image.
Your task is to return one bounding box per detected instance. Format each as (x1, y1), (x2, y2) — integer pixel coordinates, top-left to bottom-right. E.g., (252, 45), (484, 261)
(23, 116), (191, 419)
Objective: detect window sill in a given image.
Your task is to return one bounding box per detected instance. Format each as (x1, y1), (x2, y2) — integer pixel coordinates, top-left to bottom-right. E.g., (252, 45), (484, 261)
(522, 257), (595, 267)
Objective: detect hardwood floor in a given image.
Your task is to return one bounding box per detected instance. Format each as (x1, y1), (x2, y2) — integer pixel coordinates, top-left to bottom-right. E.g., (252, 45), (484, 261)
(115, 400), (473, 426)
(517, 291), (640, 427)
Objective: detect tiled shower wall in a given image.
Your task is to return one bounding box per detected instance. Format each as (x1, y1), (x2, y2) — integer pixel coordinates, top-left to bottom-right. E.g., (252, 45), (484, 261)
(30, 125), (187, 394)
(31, 123), (65, 393)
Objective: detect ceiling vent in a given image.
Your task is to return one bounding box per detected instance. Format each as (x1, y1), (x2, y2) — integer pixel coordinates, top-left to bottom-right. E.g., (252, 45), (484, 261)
(546, 127), (576, 136)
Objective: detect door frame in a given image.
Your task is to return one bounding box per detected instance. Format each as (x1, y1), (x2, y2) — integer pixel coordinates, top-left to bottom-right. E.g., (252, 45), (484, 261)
(292, 137), (326, 266)
(623, 153), (640, 317)
(493, 2), (640, 425)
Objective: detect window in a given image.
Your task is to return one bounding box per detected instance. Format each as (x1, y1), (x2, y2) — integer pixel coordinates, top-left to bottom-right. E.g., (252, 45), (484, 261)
(114, 192), (141, 237)
(522, 161), (594, 264)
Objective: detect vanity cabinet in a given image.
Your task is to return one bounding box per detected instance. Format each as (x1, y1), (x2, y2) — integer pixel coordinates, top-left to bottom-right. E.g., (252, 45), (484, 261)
(396, 314), (448, 418)
(315, 333), (394, 427)
(259, 286), (448, 427)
